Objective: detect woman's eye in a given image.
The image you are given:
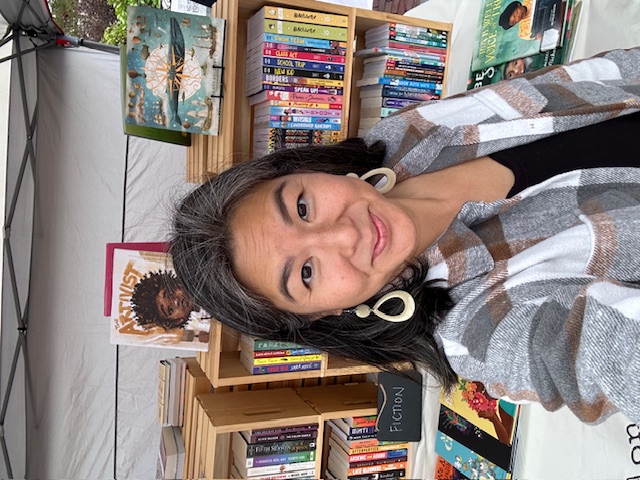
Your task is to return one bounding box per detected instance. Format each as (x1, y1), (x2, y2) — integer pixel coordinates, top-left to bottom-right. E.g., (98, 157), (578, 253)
(301, 262), (313, 287)
(297, 195), (308, 220)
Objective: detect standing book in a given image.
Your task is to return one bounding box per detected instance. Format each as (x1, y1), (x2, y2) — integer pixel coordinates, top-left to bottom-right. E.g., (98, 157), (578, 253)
(124, 5), (225, 135)
(471, 0), (566, 70)
(106, 242), (211, 351)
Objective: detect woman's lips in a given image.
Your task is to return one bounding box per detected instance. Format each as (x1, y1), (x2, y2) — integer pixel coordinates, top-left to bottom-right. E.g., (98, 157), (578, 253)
(371, 212), (387, 262)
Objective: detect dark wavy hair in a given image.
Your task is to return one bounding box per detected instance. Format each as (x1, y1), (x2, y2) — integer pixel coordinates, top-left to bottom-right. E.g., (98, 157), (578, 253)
(130, 270), (190, 330)
(171, 138), (457, 389)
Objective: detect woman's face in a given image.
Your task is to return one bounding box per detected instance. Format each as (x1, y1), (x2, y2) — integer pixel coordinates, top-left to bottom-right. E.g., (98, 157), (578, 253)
(229, 172), (418, 315)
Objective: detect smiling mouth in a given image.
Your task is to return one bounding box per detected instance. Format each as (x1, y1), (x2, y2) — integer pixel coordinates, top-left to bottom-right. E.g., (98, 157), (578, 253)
(371, 213), (387, 262)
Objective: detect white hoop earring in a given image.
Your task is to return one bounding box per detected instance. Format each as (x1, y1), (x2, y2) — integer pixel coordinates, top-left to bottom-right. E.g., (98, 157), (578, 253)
(347, 167), (397, 194)
(347, 290), (415, 323)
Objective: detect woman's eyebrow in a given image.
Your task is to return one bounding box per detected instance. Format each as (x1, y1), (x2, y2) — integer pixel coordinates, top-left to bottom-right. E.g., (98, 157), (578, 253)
(279, 257), (295, 302)
(274, 180), (292, 226)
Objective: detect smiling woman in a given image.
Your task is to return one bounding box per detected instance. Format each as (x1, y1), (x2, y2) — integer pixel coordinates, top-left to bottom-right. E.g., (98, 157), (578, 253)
(171, 47), (640, 425)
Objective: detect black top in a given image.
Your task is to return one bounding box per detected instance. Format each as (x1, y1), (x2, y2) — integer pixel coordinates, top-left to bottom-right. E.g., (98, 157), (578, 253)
(489, 111), (640, 197)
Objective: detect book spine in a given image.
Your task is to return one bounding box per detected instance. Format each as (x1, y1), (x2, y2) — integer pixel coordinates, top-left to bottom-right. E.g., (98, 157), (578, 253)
(268, 121), (341, 130)
(246, 450), (316, 468)
(384, 40), (447, 57)
(261, 66), (344, 81)
(380, 98), (420, 108)
(247, 437), (316, 456)
(262, 6), (348, 27)
(252, 468), (317, 480)
(345, 442), (411, 454)
(253, 90), (343, 104)
(262, 41), (346, 56)
(347, 468), (406, 480)
(356, 46), (445, 61)
(264, 47), (346, 63)
(249, 424), (319, 436)
(346, 415), (378, 428)
(249, 354), (323, 365)
(249, 430), (318, 444)
(349, 456), (407, 469)
(257, 84), (344, 95)
(263, 20), (348, 41)
(251, 361), (322, 374)
(246, 461), (316, 477)
(253, 347), (325, 357)
(347, 425), (377, 436)
(347, 461), (408, 477)
(379, 69), (444, 82)
(381, 58), (446, 71)
(263, 57), (345, 73)
(348, 448), (408, 463)
(253, 100), (342, 109)
(388, 31), (447, 47)
(357, 77), (442, 91)
(268, 115), (342, 124)
(381, 86), (440, 100)
(257, 33), (344, 49)
(259, 74), (344, 87)
(388, 22), (448, 38)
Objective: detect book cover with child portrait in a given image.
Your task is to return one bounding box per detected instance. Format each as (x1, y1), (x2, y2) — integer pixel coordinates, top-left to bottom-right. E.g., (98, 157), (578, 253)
(105, 242), (211, 351)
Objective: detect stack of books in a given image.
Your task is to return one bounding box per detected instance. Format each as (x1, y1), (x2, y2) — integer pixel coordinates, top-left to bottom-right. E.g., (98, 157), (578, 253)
(230, 423), (319, 479)
(158, 357), (187, 427)
(467, 0), (583, 89)
(326, 415), (409, 479)
(355, 22), (448, 136)
(434, 379), (520, 479)
(245, 5), (347, 156)
(240, 334), (323, 375)
(157, 425), (186, 480)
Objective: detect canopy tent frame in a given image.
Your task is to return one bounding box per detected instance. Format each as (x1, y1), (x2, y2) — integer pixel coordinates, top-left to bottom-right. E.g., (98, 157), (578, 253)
(0, 2), (117, 477)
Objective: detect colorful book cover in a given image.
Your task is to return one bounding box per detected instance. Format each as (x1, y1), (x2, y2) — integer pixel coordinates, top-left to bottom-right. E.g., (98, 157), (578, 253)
(471, 0), (565, 70)
(125, 5), (225, 135)
(259, 20), (347, 42)
(108, 243), (211, 351)
(434, 455), (466, 480)
(441, 379), (520, 446)
(120, 47), (191, 146)
(434, 432), (509, 480)
(467, 46), (564, 89)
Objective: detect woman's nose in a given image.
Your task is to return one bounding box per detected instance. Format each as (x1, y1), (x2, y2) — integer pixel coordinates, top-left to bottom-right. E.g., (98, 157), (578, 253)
(312, 219), (358, 254)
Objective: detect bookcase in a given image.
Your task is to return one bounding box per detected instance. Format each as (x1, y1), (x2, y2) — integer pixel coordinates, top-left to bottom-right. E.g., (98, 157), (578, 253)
(188, 382), (383, 479)
(186, 0), (452, 182)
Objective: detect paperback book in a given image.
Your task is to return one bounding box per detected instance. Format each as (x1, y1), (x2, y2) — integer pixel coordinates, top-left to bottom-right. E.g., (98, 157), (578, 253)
(471, 0), (566, 70)
(106, 242), (211, 351)
(124, 5), (225, 135)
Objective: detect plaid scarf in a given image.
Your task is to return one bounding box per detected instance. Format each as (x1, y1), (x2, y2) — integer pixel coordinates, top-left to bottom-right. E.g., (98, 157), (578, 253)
(366, 47), (640, 424)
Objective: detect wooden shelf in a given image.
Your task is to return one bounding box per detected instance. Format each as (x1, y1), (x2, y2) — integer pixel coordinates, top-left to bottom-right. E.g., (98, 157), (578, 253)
(186, 0), (451, 181)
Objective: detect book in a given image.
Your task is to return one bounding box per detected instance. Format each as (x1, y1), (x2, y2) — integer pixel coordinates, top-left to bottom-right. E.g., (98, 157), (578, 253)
(158, 360), (171, 424)
(356, 76), (443, 91)
(471, 0), (566, 70)
(250, 91), (343, 106)
(434, 455), (466, 480)
(263, 47), (347, 63)
(250, 19), (348, 42)
(255, 5), (349, 27)
(262, 57), (346, 73)
(120, 46), (191, 146)
(124, 5), (225, 135)
(107, 242), (212, 351)
(243, 423), (319, 437)
(467, 47), (564, 89)
(157, 426), (186, 480)
(359, 84), (440, 101)
(249, 33), (347, 51)
(242, 429), (319, 444)
(435, 432), (508, 480)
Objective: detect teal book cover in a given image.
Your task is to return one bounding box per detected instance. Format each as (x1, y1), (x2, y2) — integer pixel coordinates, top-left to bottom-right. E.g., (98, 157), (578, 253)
(471, 0), (565, 71)
(124, 5), (225, 135)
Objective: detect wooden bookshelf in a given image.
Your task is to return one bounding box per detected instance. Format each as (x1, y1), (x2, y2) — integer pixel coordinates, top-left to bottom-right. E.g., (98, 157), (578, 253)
(185, 0), (451, 182)
(186, 382), (381, 480)
(197, 320), (382, 388)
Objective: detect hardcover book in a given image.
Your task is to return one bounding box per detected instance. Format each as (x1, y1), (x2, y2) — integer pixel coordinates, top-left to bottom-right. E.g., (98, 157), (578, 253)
(471, 0), (566, 70)
(107, 242), (211, 351)
(124, 5), (225, 135)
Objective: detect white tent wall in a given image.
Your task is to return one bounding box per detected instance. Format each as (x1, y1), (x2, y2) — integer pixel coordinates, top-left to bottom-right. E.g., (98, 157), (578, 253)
(7, 44), (190, 479)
